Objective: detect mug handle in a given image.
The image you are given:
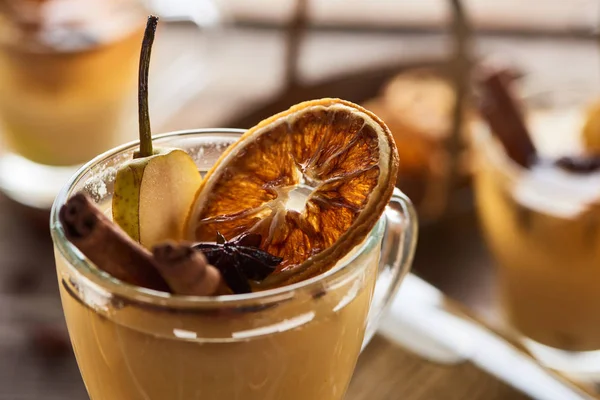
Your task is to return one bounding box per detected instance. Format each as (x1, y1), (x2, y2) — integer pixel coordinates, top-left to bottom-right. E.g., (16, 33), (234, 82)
(362, 187), (418, 349)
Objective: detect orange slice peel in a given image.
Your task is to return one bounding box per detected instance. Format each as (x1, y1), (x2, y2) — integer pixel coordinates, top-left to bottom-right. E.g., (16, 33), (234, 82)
(186, 98), (399, 288)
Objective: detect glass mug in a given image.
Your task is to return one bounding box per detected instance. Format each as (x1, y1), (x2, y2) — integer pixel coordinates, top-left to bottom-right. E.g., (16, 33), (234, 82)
(0, 0), (211, 208)
(50, 129), (417, 400)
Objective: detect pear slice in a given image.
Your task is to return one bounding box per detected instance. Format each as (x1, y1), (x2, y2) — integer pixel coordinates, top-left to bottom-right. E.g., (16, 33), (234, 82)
(112, 15), (201, 248)
(113, 148), (201, 248)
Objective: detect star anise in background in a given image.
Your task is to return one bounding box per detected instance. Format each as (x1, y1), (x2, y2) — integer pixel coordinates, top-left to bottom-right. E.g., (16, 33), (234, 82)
(193, 232), (281, 294)
(556, 156), (600, 174)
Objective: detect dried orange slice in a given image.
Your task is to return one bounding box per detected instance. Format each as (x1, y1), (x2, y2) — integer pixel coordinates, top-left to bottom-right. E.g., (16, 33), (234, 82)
(186, 98), (399, 287)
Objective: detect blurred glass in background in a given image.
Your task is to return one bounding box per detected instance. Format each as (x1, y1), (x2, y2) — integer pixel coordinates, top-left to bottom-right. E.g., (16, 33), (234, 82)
(0, 0), (212, 209)
(0, 0), (146, 207)
(474, 83), (600, 380)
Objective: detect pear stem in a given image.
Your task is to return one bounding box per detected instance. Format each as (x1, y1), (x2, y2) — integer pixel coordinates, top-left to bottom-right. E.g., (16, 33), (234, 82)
(137, 15), (158, 158)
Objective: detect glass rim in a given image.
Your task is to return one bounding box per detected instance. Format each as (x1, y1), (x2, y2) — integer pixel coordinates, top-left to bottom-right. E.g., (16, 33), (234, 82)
(472, 85), (595, 182)
(50, 128), (385, 308)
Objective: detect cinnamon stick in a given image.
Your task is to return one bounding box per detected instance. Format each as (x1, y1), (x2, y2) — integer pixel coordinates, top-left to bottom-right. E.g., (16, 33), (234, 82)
(59, 193), (228, 297)
(476, 68), (537, 168)
(59, 193), (170, 291)
(153, 242), (227, 296)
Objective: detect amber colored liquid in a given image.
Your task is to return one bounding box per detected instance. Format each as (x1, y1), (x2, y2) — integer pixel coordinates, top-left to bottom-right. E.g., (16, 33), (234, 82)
(0, 25), (143, 166)
(475, 157), (600, 351)
(55, 246), (378, 400)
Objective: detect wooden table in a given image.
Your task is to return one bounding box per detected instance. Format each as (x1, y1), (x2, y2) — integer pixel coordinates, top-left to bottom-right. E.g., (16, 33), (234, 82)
(2, 24), (599, 399)
(349, 336), (528, 400)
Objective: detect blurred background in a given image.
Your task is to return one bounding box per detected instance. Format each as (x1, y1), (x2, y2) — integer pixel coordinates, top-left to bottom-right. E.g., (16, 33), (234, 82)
(2, 0), (600, 399)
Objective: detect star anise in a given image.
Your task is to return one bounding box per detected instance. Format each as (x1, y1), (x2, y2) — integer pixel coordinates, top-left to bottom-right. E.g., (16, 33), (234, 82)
(193, 232), (281, 294)
(555, 156), (600, 174)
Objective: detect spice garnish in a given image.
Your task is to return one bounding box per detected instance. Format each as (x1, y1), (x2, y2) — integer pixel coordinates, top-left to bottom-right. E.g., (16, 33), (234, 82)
(476, 67), (537, 168)
(194, 233), (281, 294)
(555, 156), (600, 174)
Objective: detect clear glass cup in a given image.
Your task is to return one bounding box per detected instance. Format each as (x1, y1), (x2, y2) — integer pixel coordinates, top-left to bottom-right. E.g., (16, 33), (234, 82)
(473, 115), (600, 382)
(0, 0), (213, 209)
(0, 0), (147, 207)
(50, 129), (417, 400)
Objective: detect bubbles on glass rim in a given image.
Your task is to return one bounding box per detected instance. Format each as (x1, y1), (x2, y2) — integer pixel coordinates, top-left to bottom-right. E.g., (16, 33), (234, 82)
(81, 150), (132, 203)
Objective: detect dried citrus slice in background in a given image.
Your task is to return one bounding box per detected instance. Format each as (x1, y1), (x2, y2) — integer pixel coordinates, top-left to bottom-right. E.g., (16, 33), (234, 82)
(186, 98), (399, 287)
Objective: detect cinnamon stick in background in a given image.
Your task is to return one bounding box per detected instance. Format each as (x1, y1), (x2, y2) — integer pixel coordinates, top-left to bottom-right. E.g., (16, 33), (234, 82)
(476, 68), (537, 168)
(59, 193), (170, 292)
(153, 242), (227, 296)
